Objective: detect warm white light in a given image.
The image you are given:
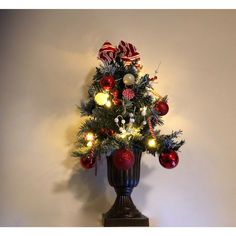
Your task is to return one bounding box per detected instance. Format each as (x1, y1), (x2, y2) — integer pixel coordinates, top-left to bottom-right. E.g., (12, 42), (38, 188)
(85, 132), (94, 141)
(87, 141), (93, 147)
(105, 100), (112, 108)
(95, 92), (109, 106)
(148, 138), (157, 148)
(117, 127), (141, 140)
(140, 106), (147, 112)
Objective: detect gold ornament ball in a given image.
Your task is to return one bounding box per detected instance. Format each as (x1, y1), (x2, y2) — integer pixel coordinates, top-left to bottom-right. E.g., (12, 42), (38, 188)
(95, 92), (109, 106)
(123, 73), (135, 85)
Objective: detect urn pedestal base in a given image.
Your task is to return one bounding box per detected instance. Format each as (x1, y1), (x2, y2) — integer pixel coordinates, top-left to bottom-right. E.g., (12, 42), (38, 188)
(103, 147), (149, 227)
(102, 188), (149, 226)
(102, 214), (149, 227)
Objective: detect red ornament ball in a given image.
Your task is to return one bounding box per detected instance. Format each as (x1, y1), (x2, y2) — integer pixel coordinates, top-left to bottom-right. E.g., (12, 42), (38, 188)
(159, 150), (179, 169)
(100, 75), (115, 91)
(155, 101), (169, 116)
(112, 148), (135, 170)
(80, 156), (95, 169)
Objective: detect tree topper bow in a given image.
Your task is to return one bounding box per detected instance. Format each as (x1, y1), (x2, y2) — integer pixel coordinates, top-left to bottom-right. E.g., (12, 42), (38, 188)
(98, 40), (140, 65)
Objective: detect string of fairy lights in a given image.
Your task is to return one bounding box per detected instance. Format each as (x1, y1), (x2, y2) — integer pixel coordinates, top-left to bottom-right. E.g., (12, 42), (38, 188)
(76, 41), (183, 171)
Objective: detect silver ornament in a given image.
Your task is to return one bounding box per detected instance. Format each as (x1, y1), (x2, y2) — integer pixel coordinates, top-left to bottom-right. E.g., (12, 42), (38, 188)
(129, 113), (134, 117)
(143, 120), (147, 125)
(114, 118), (119, 123)
(123, 73), (135, 85)
(121, 119), (126, 124)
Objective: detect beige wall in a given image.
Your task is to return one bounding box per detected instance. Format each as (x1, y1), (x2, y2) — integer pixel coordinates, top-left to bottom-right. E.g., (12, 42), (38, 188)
(0, 10), (236, 226)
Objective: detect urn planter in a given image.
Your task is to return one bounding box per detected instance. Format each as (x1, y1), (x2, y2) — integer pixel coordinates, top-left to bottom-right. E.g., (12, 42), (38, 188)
(102, 147), (149, 227)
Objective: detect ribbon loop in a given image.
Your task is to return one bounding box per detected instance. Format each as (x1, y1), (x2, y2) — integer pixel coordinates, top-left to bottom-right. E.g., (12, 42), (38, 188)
(98, 40), (140, 65)
(98, 41), (117, 64)
(118, 40), (140, 65)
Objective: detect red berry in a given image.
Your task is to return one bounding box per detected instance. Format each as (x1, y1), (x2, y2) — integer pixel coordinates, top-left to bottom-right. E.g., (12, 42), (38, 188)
(113, 98), (120, 105)
(111, 89), (119, 98)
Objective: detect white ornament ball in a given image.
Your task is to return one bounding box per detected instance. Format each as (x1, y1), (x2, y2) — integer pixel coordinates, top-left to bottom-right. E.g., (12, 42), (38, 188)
(141, 110), (147, 116)
(121, 119), (126, 124)
(114, 118), (119, 123)
(129, 113), (134, 117)
(143, 120), (147, 125)
(123, 73), (135, 85)
(130, 118), (135, 123)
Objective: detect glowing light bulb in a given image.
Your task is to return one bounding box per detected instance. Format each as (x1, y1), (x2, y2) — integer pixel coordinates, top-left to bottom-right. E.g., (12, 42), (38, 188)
(95, 92), (109, 106)
(105, 100), (112, 108)
(85, 132), (94, 141)
(87, 141), (93, 147)
(148, 138), (157, 148)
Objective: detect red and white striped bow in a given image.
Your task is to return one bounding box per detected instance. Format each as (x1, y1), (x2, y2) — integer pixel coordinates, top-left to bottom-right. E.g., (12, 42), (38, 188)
(98, 41), (141, 65)
(117, 40), (140, 65)
(98, 41), (117, 64)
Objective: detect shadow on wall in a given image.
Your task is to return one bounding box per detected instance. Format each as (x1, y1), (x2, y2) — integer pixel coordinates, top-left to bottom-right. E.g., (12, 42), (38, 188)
(54, 156), (110, 227)
(53, 68), (155, 226)
(55, 156), (154, 227)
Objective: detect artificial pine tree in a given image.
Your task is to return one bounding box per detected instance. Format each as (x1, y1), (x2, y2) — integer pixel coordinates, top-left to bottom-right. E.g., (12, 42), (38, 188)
(73, 41), (185, 226)
(73, 41), (184, 171)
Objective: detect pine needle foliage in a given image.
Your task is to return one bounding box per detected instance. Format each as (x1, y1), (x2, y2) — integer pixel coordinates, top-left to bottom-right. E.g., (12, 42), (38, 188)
(73, 44), (184, 160)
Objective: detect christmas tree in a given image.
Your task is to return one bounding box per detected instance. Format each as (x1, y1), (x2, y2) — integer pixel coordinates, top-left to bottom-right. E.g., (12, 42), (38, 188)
(73, 41), (184, 172)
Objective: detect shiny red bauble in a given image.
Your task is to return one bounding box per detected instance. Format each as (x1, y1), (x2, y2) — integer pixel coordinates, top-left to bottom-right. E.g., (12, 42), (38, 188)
(100, 75), (115, 91)
(80, 156), (95, 169)
(159, 150), (179, 169)
(112, 148), (135, 170)
(155, 101), (169, 116)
